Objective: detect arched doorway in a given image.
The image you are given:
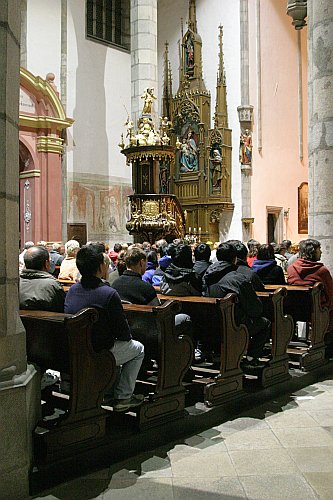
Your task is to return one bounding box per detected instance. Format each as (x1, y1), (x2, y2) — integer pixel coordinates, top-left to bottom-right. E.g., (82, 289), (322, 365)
(19, 68), (73, 246)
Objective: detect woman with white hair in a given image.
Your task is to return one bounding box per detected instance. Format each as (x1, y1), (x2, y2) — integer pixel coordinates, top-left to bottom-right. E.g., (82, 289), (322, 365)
(58, 239), (80, 280)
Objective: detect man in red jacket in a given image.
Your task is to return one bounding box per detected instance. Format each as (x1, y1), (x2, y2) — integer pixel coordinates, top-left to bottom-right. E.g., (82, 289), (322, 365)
(288, 239), (333, 343)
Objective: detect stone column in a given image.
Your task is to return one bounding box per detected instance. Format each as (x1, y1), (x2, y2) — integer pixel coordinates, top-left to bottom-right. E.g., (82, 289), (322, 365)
(238, 0), (254, 242)
(308, 0), (333, 272)
(130, 0), (158, 125)
(0, 1), (39, 498)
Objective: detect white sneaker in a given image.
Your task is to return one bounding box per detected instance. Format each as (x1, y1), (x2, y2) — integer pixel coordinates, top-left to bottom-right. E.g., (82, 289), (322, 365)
(41, 372), (59, 390)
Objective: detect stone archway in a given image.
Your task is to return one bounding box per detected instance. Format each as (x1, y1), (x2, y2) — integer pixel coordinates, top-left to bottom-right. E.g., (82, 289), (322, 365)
(19, 68), (73, 245)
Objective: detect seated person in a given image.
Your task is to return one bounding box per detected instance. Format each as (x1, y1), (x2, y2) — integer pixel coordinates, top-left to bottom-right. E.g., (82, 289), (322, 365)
(49, 242), (65, 275)
(193, 243), (211, 278)
(246, 239), (260, 267)
(58, 239), (80, 280)
(282, 239), (293, 260)
(152, 254), (172, 287)
(288, 238), (333, 330)
(203, 243), (271, 368)
(20, 245), (65, 312)
(112, 247), (158, 305)
(142, 250), (158, 284)
(112, 246), (194, 362)
(273, 243), (288, 273)
(227, 240), (265, 291)
(109, 243), (122, 266)
(64, 246), (144, 412)
(160, 242), (202, 296)
(19, 245), (66, 388)
(252, 244), (285, 285)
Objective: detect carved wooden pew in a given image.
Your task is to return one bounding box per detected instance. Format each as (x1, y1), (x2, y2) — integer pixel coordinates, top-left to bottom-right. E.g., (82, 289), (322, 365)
(20, 308), (116, 463)
(122, 300), (193, 428)
(264, 283), (329, 370)
(256, 288), (294, 386)
(157, 293), (249, 406)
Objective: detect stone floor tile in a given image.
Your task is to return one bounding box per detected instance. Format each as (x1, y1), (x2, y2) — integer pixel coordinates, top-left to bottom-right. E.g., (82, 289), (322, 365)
(304, 472), (333, 499)
(170, 451), (236, 478)
(183, 434), (228, 452)
(137, 455), (172, 478)
(229, 448), (299, 476)
(172, 477), (246, 499)
(306, 409), (333, 426)
(102, 478), (173, 499)
(287, 446), (333, 472)
(266, 409), (319, 428)
(222, 429), (281, 451)
(240, 474), (317, 499)
(295, 394), (333, 410)
(272, 426), (333, 448)
(214, 417), (270, 435)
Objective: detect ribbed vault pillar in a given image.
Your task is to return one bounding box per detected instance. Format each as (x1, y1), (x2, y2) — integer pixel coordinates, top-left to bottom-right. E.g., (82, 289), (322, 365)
(308, 0), (333, 271)
(0, 1), (39, 497)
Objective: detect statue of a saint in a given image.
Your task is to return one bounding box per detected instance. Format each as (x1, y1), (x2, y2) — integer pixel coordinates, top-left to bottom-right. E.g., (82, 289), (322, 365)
(239, 129), (252, 164)
(210, 149), (223, 191)
(141, 88), (157, 115)
(180, 131), (198, 172)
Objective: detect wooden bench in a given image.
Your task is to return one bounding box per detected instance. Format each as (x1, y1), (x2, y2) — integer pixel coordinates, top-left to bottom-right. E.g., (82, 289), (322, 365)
(57, 278), (75, 293)
(264, 283), (329, 370)
(20, 307), (116, 463)
(122, 300), (193, 429)
(256, 288), (294, 386)
(157, 293), (249, 406)
(21, 299), (192, 462)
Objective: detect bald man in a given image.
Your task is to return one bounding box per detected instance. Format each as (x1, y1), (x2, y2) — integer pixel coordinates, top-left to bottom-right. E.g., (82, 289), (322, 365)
(20, 245), (65, 312)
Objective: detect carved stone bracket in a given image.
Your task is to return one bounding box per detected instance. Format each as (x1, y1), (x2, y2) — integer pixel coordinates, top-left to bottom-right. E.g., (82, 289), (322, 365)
(237, 104), (254, 132)
(287, 0), (307, 30)
(242, 217), (254, 225)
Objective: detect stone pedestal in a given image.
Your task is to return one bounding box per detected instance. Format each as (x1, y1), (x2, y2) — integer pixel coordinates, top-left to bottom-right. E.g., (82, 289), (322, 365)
(0, 1), (39, 497)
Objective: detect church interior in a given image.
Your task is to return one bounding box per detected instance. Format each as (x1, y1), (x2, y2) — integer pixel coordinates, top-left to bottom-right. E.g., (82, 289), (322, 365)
(1, 0), (333, 498)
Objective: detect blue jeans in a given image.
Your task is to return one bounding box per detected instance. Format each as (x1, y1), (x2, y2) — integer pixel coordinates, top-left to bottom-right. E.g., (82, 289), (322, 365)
(110, 339), (144, 400)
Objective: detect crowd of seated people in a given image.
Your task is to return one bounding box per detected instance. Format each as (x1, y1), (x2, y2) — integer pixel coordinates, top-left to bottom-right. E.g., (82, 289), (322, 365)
(18, 235), (333, 405)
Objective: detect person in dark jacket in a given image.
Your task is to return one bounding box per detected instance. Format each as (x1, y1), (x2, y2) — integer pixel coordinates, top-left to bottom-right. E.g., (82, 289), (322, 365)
(160, 242), (202, 296)
(142, 251), (158, 284)
(152, 254), (172, 287)
(252, 244), (286, 285)
(227, 240), (265, 291)
(203, 243), (271, 368)
(65, 245), (144, 412)
(20, 245), (65, 312)
(193, 243), (211, 278)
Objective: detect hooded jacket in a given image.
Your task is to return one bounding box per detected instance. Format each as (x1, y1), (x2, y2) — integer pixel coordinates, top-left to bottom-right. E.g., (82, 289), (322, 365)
(193, 259), (211, 278)
(152, 255), (172, 287)
(202, 260), (263, 324)
(288, 258), (333, 310)
(142, 261), (157, 284)
(236, 259), (265, 291)
(160, 263), (202, 296)
(252, 259), (285, 285)
(20, 269), (65, 312)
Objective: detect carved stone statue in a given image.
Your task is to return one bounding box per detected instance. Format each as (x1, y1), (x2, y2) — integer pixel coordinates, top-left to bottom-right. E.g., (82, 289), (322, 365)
(141, 88), (157, 115)
(210, 149), (223, 191)
(239, 129), (252, 165)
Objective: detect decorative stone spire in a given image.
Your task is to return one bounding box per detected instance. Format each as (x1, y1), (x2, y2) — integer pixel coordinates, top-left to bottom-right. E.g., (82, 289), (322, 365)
(162, 42), (173, 119)
(188, 0), (198, 33)
(214, 26), (228, 129)
(177, 0), (206, 94)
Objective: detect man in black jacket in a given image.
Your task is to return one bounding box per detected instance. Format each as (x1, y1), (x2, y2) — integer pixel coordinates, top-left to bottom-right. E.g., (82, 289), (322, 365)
(227, 240), (265, 291)
(203, 243), (271, 368)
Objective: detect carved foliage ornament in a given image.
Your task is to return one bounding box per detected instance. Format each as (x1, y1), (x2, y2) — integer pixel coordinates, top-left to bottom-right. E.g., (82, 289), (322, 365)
(174, 98), (200, 128)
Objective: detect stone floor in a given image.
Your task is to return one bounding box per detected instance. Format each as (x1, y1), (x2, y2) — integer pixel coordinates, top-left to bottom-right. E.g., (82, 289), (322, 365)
(33, 374), (333, 499)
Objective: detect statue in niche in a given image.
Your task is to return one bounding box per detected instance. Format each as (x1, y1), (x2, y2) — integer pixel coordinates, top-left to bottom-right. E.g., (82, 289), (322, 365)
(210, 148), (223, 191)
(159, 160), (169, 194)
(141, 88), (157, 115)
(239, 129), (252, 165)
(185, 35), (194, 77)
(180, 130), (198, 173)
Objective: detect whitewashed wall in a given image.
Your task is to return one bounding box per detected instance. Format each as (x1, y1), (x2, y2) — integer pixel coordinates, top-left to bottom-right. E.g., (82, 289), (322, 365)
(157, 0), (242, 241)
